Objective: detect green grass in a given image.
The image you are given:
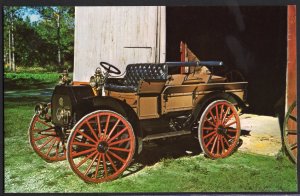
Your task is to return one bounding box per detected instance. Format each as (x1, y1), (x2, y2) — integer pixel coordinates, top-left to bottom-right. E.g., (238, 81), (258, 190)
(4, 73), (298, 193)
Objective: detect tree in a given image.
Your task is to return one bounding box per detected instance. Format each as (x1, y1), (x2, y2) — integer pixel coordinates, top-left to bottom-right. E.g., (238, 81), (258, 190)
(35, 7), (75, 69)
(4, 7), (21, 72)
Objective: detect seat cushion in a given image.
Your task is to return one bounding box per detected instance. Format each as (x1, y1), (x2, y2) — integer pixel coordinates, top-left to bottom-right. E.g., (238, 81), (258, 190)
(104, 83), (137, 93)
(104, 63), (168, 93)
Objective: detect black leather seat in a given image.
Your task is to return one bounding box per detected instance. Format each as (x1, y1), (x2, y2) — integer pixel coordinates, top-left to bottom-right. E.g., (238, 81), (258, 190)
(104, 63), (168, 93)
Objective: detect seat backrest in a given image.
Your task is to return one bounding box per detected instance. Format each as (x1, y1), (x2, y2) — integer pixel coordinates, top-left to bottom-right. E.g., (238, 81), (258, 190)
(124, 63), (168, 86)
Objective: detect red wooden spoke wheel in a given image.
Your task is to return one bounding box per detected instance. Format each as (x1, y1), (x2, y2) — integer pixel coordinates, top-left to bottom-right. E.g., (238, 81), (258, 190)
(198, 100), (241, 159)
(66, 110), (135, 183)
(283, 101), (297, 163)
(28, 110), (67, 162)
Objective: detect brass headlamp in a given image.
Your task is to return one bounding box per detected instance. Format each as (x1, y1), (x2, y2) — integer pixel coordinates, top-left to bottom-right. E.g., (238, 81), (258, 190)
(89, 67), (105, 93)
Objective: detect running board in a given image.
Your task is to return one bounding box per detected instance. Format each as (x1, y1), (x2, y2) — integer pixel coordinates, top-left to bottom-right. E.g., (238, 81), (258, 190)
(142, 130), (191, 141)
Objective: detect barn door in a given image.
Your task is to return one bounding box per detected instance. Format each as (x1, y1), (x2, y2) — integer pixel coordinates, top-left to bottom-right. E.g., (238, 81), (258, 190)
(74, 6), (166, 82)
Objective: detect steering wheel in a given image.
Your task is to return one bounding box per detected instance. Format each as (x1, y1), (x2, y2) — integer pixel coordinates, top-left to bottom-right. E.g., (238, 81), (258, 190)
(99, 62), (121, 75)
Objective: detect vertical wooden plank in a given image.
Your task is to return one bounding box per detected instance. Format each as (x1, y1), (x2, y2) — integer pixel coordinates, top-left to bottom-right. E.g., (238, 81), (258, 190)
(73, 6), (166, 82)
(285, 5), (297, 161)
(286, 5), (297, 111)
(159, 6), (166, 63)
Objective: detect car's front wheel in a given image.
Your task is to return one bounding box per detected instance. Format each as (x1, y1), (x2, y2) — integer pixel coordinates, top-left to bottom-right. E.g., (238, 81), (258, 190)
(66, 110), (136, 183)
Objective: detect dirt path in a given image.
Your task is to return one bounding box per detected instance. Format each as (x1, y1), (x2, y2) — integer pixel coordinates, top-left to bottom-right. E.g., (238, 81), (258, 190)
(239, 114), (282, 156)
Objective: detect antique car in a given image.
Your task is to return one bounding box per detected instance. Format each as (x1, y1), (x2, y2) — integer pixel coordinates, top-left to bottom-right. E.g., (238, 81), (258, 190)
(28, 60), (248, 183)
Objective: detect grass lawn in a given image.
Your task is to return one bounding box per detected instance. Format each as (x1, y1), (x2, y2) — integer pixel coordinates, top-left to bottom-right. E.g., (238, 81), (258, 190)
(4, 73), (298, 193)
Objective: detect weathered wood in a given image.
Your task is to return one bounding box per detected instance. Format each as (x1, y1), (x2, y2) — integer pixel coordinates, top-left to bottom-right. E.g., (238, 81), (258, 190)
(286, 5), (297, 112)
(74, 6), (166, 82)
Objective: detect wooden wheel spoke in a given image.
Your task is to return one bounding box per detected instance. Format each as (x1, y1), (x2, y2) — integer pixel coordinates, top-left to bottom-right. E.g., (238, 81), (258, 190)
(94, 154), (102, 179)
(73, 141), (95, 148)
(107, 119), (121, 139)
(222, 107), (230, 124)
(105, 153), (118, 172)
(209, 111), (216, 123)
(205, 133), (217, 148)
(220, 135), (225, 153)
(38, 136), (54, 150)
(217, 136), (220, 155)
(107, 127), (127, 143)
(72, 147), (96, 157)
(215, 105), (219, 122)
(109, 137), (131, 146)
(86, 121), (99, 142)
(210, 135), (218, 153)
(104, 115), (111, 135)
(225, 120), (237, 127)
(223, 135), (230, 147)
(37, 119), (52, 128)
(224, 113), (235, 125)
(34, 134), (50, 141)
(227, 127), (237, 132)
(35, 127), (54, 133)
(108, 150), (126, 164)
(203, 130), (217, 139)
(109, 147), (130, 153)
(220, 104), (224, 121)
(38, 133), (57, 137)
(45, 138), (57, 156)
(76, 151), (98, 168)
(205, 118), (216, 127)
(77, 130), (97, 144)
(102, 154), (108, 178)
(202, 127), (215, 131)
(84, 153), (98, 176)
(97, 115), (102, 138)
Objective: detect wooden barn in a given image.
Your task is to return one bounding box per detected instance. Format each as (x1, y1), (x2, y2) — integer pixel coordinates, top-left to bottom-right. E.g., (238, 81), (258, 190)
(73, 6), (293, 116)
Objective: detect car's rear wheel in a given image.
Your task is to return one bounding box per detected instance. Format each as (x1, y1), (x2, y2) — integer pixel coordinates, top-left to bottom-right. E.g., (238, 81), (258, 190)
(198, 100), (241, 159)
(67, 110), (135, 183)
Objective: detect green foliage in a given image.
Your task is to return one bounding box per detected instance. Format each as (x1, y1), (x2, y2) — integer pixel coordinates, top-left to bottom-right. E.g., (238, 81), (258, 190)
(4, 72), (60, 91)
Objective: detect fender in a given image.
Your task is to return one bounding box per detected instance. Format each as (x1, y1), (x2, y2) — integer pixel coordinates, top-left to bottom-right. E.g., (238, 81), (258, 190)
(86, 96), (143, 155)
(191, 91), (248, 123)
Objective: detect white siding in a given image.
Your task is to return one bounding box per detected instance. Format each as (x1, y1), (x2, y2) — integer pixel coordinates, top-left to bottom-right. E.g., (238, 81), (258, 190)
(74, 6), (166, 82)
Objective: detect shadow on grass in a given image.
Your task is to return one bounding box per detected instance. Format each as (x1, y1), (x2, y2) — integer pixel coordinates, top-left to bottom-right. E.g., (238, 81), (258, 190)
(123, 132), (250, 177)
(123, 135), (202, 177)
(4, 96), (51, 108)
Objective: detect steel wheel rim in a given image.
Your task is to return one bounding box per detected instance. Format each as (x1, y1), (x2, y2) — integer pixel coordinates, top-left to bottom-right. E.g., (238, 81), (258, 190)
(28, 114), (66, 162)
(198, 100), (241, 159)
(67, 110), (135, 183)
(283, 101), (297, 163)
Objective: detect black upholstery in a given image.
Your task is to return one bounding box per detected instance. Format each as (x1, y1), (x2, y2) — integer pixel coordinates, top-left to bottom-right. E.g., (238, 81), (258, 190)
(105, 63), (168, 93)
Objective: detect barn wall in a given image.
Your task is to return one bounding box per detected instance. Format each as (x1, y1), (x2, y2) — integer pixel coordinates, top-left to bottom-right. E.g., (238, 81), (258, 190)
(74, 6), (166, 82)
